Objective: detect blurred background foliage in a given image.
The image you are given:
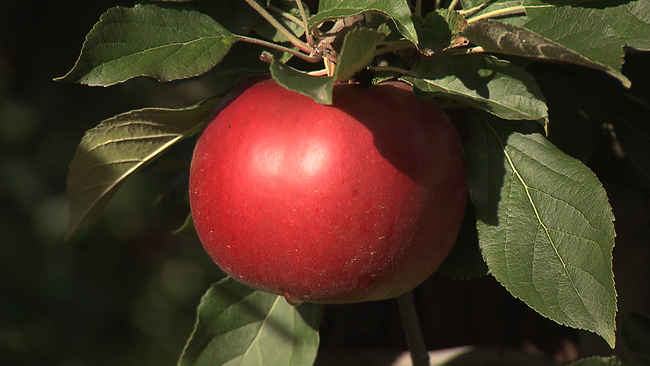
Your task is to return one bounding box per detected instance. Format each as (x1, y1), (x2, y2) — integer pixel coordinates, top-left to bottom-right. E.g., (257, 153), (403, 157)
(1, 1), (650, 366)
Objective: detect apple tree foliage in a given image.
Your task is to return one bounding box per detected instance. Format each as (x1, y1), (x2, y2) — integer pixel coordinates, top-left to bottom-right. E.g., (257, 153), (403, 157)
(58, 0), (650, 365)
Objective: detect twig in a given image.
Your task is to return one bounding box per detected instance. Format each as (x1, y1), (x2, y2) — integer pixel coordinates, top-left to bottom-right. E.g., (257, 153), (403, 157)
(238, 36), (320, 63)
(397, 292), (429, 366)
(294, 0), (315, 47)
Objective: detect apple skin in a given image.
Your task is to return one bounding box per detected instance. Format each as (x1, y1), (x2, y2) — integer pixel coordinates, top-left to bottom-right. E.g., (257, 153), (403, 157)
(189, 79), (466, 304)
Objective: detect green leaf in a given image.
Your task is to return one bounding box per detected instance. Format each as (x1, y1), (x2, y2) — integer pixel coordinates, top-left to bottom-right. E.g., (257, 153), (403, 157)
(56, 4), (239, 86)
(461, 12), (631, 87)
(596, 0), (650, 52)
(333, 28), (386, 81)
(568, 356), (625, 366)
(403, 54), (548, 123)
(415, 9), (469, 55)
(524, 0), (650, 51)
(65, 98), (218, 241)
(178, 277), (322, 366)
(270, 60), (334, 105)
(622, 311), (650, 358)
(466, 111), (617, 347)
(310, 0), (418, 44)
(254, 1), (307, 43)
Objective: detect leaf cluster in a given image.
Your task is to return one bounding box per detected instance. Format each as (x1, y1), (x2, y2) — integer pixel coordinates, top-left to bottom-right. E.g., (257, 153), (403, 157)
(57, 0), (650, 364)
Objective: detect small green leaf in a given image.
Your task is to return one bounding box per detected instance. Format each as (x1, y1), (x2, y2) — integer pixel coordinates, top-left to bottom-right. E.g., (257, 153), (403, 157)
(461, 14), (631, 87)
(403, 53), (548, 123)
(310, 0), (418, 44)
(56, 4), (239, 86)
(622, 311), (650, 357)
(178, 278), (322, 366)
(466, 111), (617, 347)
(270, 60), (334, 105)
(415, 9), (468, 55)
(65, 98), (218, 241)
(333, 28), (386, 81)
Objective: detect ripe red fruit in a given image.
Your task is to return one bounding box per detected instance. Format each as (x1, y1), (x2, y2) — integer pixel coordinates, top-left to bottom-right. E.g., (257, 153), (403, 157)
(189, 79), (466, 305)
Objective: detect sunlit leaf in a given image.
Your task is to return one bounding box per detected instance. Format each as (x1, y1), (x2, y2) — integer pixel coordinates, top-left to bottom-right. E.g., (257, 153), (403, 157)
(310, 0), (418, 44)
(65, 98), (218, 240)
(466, 111), (617, 347)
(461, 15), (630, 87)
(403, 53), (548, 123)
(178, 277), (322, 366)
(56, 4), (239, 86)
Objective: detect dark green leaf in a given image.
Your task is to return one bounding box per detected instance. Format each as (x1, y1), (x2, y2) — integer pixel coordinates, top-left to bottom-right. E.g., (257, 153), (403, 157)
(178, 278), (322, 366)
(403, 53), (548, 123)
(56, 4), (239, 86)
(461, 13), (630, 87)
(333, 28), (386, 81)
(310, 0), (418, 44)
(254, 1), (307, 43)
(270, 60), (334, 104)
(174, 213), (198, 237)
(466, 111), (617, 347)
(438, 201), (489, 279)
(65, 98), (218, 241)
(622, 311), (650, 357)
(415, 9), (468, 55)
(609, 95), (650, 181)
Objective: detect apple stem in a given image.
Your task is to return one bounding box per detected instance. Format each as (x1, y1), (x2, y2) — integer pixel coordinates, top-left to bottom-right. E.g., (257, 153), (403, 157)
(397, 291), (430, 366)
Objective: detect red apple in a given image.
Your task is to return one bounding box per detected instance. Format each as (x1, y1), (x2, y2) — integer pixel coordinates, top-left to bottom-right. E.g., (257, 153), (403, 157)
(189, 79), (466, 305)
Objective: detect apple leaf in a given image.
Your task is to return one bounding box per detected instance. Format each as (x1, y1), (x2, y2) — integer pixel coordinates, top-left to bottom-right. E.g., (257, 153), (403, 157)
(178, 277), (322, 366)
(622, 311), (650, 358)
(270, 60), (334, 105)
(333, 28), (386, 82)
(65, 98), (218, 241)
(403, 53), (548, 123)
(523, 0), (650, 51)
(309, 0), (418, 44)
(56, 4), (239, 86)
(466, 110), (617, 347)
(414, 9), (469, 55)
(461, 14), (630, 87)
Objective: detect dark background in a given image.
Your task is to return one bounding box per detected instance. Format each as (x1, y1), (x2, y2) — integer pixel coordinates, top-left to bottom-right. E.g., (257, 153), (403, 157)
(2, 1), (650, 365)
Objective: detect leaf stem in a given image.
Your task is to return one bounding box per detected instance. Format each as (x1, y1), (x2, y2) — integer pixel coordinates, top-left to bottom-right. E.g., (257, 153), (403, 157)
(467, 6), (526, 23)
(397, 291), (429, 366)
(238, 36), (320, 63)
(448, 0), (461, 11)
(243, 0), (312, 54)
(295, 0), (315, 47)
(268, 5), (303, 28)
